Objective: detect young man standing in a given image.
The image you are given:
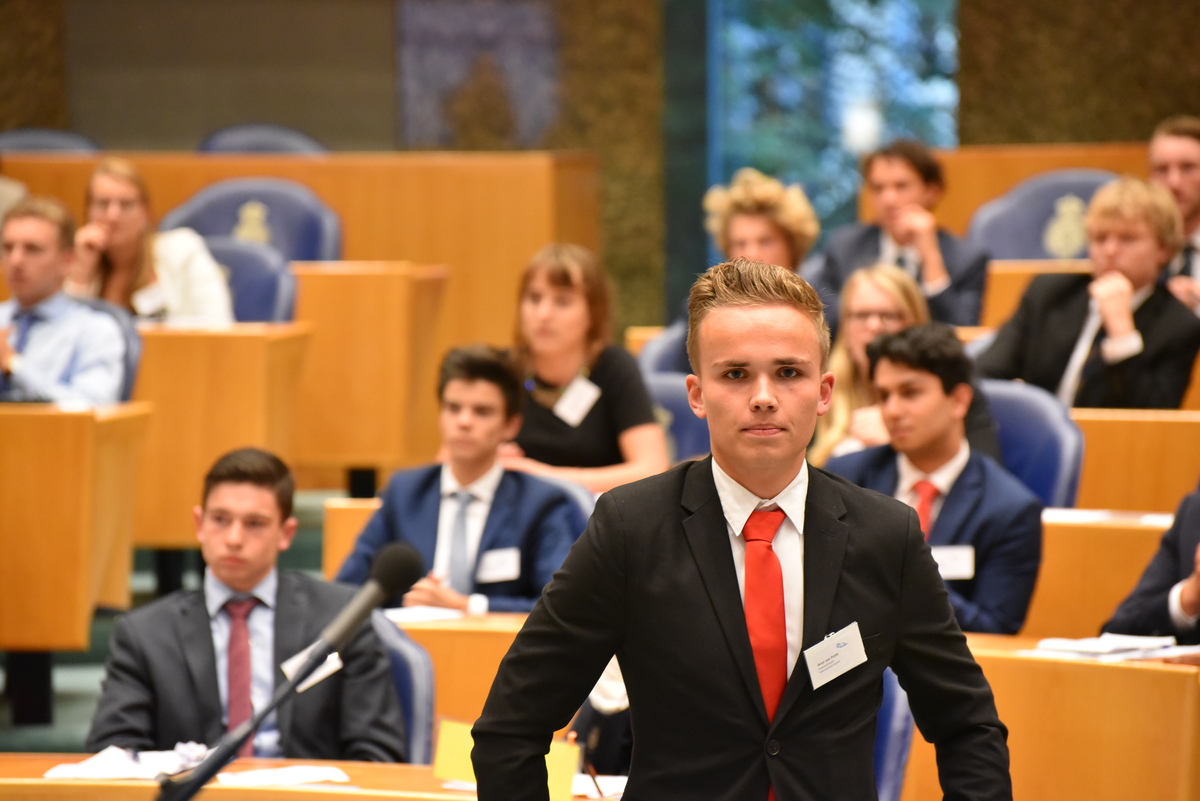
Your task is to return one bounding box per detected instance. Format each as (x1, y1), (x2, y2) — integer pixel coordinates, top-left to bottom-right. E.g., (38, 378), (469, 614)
(88, 448), (406, 761)
(1148, 115), (1200, 311)
(0, 197), (124, 404)
(827, 325), (1043, 635)
(337, 345), (585, 613)
(472, 260), (1010, 801)
(818, 139), (988, 330)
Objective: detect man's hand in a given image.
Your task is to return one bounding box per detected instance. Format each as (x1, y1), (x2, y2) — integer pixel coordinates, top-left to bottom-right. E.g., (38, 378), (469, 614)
(1167, 275), (1200, 310)
(1090, 272), (1137, 338)
(0, 326), (12, 374)
(848, 405), (890, 447)
(402, 573), (469, 611)
(1179, 542), (1200, 618)
(891, 205), (949, 288)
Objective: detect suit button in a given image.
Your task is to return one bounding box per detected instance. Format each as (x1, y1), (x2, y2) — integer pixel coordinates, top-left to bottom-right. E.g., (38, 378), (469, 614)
(766, 739), (781, 757)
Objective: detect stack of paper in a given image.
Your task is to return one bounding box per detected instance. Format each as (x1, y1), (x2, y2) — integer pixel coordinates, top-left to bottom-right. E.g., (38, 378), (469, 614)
(1023, 633), (1200, 662)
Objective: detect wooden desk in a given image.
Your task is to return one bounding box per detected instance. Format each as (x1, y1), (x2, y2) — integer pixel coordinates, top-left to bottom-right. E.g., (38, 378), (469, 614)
(980, 258), (1091, 327)
(1071, 409), (1200, 513)
(0, 403), (151, 648)
(322, 498), (381, 579)
(132, 323), (310, 548)
(291, 264), (447, 475)
(0, 754), (473, 800)
(901, 634), (1200, 801)
(1019, 511), (1168, 639)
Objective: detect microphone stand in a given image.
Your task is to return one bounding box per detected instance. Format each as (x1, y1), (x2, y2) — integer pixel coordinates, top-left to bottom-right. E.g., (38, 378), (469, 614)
(156, 642), (334, 801)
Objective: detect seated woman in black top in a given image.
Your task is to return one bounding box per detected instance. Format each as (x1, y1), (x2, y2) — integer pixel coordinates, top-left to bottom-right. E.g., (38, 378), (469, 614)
(504, 244), (669, 492)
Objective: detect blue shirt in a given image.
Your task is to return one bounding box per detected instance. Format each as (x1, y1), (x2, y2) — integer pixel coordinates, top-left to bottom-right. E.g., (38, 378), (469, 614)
(0, 292), (124, 405)
(204, 569), (282, 757)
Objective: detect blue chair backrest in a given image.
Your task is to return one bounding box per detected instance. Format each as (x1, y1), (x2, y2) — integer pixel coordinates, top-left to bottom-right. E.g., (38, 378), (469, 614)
(873, 668), (913, 801)
(198, 123), (327, 154)
(978, 378), (1084, 507)
(159, 177), (341, 262)
(531, 474), (596, 523)
(637, 319), (692, 376)
(644, 372), (710, 462)
(370, 611), (435, 765)
(203, 236), (296, 322)
(967, 169), (1117, 260)
(76, 298), (140, 401)
(0, 128), (100, 153)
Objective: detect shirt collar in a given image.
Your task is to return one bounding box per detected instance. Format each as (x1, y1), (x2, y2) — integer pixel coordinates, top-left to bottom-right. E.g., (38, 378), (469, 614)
(440, 460), (504, 504)
(896, 440), (970, 497)
(204, 568), (279, 618)
(711, 456), (810, 539)
(17, 291), (75, 321)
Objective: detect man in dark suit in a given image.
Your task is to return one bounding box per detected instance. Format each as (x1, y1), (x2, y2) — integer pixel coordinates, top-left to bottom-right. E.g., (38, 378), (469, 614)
(817, 139), (988, 332)
(87, 448), (405, 761)
(1103, 486), (1200, 645)
(337, 345), (585, 613)
(977, 177), (1200, 409)
(1148, 115), (1200, 312)
(472, 260), (1010, 801)
(827, 324), (1043, 635)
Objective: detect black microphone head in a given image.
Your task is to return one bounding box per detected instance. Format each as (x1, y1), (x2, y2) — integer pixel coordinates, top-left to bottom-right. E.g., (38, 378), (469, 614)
(370, 542), (425, 598)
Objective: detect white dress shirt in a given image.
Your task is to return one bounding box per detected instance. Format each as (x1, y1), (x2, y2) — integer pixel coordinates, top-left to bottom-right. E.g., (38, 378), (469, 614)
(205, 568), (281, 757)
(1054, 284), (1153, 406)
(711, 458), (808, 678)
(434, 461), (504, 615)
(894, 442), (971, 532)
(879, 231), (951, 296)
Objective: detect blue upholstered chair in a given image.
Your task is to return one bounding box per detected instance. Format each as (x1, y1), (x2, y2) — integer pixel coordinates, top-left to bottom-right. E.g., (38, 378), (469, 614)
(0, 128), (100, 153)
(978, 379), (1084, 508)
(637, 319), (692, 377)
(203, 236), (296, 322)
(77, 298), (141, 401)
(644, 372), (709, 462)
(159, 178), (341, 262)
(873, 668), (914, 801)
(533, 474), (597, 521)
(370, 611), (435, 764)
(966, 169), (1117, 260)
(198, 123), (327, 154)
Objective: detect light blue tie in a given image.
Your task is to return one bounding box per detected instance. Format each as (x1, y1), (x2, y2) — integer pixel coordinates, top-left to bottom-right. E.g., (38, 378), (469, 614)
(447, 490), (475, 594)
(12, 310), (37, 354)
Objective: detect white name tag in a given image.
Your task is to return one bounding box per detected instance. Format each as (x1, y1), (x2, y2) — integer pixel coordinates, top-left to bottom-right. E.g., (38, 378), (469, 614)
(281, 644), (343, 693)
(475, 546), (521, 584)
(803, 621), (868, 690)
(553, 375), (602, 427)
(930, 545), (976, 580)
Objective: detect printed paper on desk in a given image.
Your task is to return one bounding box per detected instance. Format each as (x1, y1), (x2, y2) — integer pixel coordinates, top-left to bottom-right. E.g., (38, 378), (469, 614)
(553, 374), (601, 427)
(931, 545), (975, 580)
(476, 547), (521, 584)
(803, 621), (868, 690)
(281, 645), (343, 693)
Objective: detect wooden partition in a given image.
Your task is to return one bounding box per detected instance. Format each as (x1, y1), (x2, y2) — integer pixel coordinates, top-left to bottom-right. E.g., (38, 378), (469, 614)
(322, 498), (381, 579)
(980, 259), (1091, 327)
(132, 324), (309, 548)
(1019, 512), (1168, 639)
(1072, 409), (1200, 512)
(860, 142), (1148, 235)
(0, 403), (151, 649)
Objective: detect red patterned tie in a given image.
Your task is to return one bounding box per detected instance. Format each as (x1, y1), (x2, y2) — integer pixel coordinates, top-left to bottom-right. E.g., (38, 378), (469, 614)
(913, 480), (940, 539)
(224, 597), (259, 757)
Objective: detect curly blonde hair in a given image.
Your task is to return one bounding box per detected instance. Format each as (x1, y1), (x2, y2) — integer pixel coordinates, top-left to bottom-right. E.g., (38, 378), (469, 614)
(703, 168), (820, 269)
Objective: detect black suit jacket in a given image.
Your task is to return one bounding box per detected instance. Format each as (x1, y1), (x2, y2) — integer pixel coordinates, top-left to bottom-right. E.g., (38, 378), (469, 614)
(471, 459), (1010, 801)
(819, 222), (988, 331)
(1103, 489), (1200, 644)
(86, 570), (406, 761)
(976, 273), (1200, 408)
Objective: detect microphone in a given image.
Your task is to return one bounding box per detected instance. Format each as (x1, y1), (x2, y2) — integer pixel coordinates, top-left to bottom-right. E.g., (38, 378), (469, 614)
(156, 543), (424, 801)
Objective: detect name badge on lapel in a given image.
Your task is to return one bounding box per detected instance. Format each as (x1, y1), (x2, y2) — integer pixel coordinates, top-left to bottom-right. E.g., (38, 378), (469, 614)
(553, 375), (602, 427)
(930, 545), (975, 580)
(803, 621), (868, 690)
(476, 547), (521, 584)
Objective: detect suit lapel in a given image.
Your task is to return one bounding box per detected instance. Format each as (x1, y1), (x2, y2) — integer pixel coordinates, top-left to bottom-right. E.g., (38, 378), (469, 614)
(679, 459), (769, 724)
(273, 571), (309, 753)
(410, 471), (444, 572)
(178, 589), (224, 744)
(475, 472), (516, 568)
(929, 455), (983, 546)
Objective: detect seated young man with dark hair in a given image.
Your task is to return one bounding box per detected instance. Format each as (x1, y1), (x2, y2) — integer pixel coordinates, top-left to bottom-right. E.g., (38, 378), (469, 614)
(828, 324), (1043, 634)
(337, 345), (586, 613)
(88, 448), (406, 761)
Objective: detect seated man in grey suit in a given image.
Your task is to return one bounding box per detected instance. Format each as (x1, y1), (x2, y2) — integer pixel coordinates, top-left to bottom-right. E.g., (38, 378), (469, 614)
(827, 324), (1043, 634)
(818, 139), (988, 332)
(88, 448), (406, 761)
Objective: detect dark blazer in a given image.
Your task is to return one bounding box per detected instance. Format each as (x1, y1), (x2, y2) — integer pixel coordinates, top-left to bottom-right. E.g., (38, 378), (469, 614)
(86, 570), (406, 761)
(471, 459), (1010, 801)
(826, 446), (1043, 634)
(1103, 489), (1200, 644)
(819, 222), (988, 330)
(336, 466), (585, 613)
(976, 273), (1200, 408)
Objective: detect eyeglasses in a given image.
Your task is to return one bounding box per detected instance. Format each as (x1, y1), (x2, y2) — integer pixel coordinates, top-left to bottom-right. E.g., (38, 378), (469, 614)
(845, 309), (906, 326)
(88, 197), (142, 214)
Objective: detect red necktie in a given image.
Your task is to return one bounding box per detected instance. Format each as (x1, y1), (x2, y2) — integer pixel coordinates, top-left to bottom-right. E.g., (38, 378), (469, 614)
(224, 597), (259, 757)
(913, 480), (940, 539)
(743, 509), (788, 721)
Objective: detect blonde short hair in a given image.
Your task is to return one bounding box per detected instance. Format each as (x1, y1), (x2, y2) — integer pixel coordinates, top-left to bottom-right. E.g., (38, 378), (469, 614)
(1086, 177), (1183, 252)
(703, 168), (820, 269)
(2, 196), (76, 251)
(686, 258), (830, 372)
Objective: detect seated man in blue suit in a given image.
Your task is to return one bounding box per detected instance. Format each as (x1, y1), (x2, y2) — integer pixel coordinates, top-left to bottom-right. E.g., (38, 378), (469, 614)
(827, 324), (1043, 634)
(337, 345), (586, 613)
